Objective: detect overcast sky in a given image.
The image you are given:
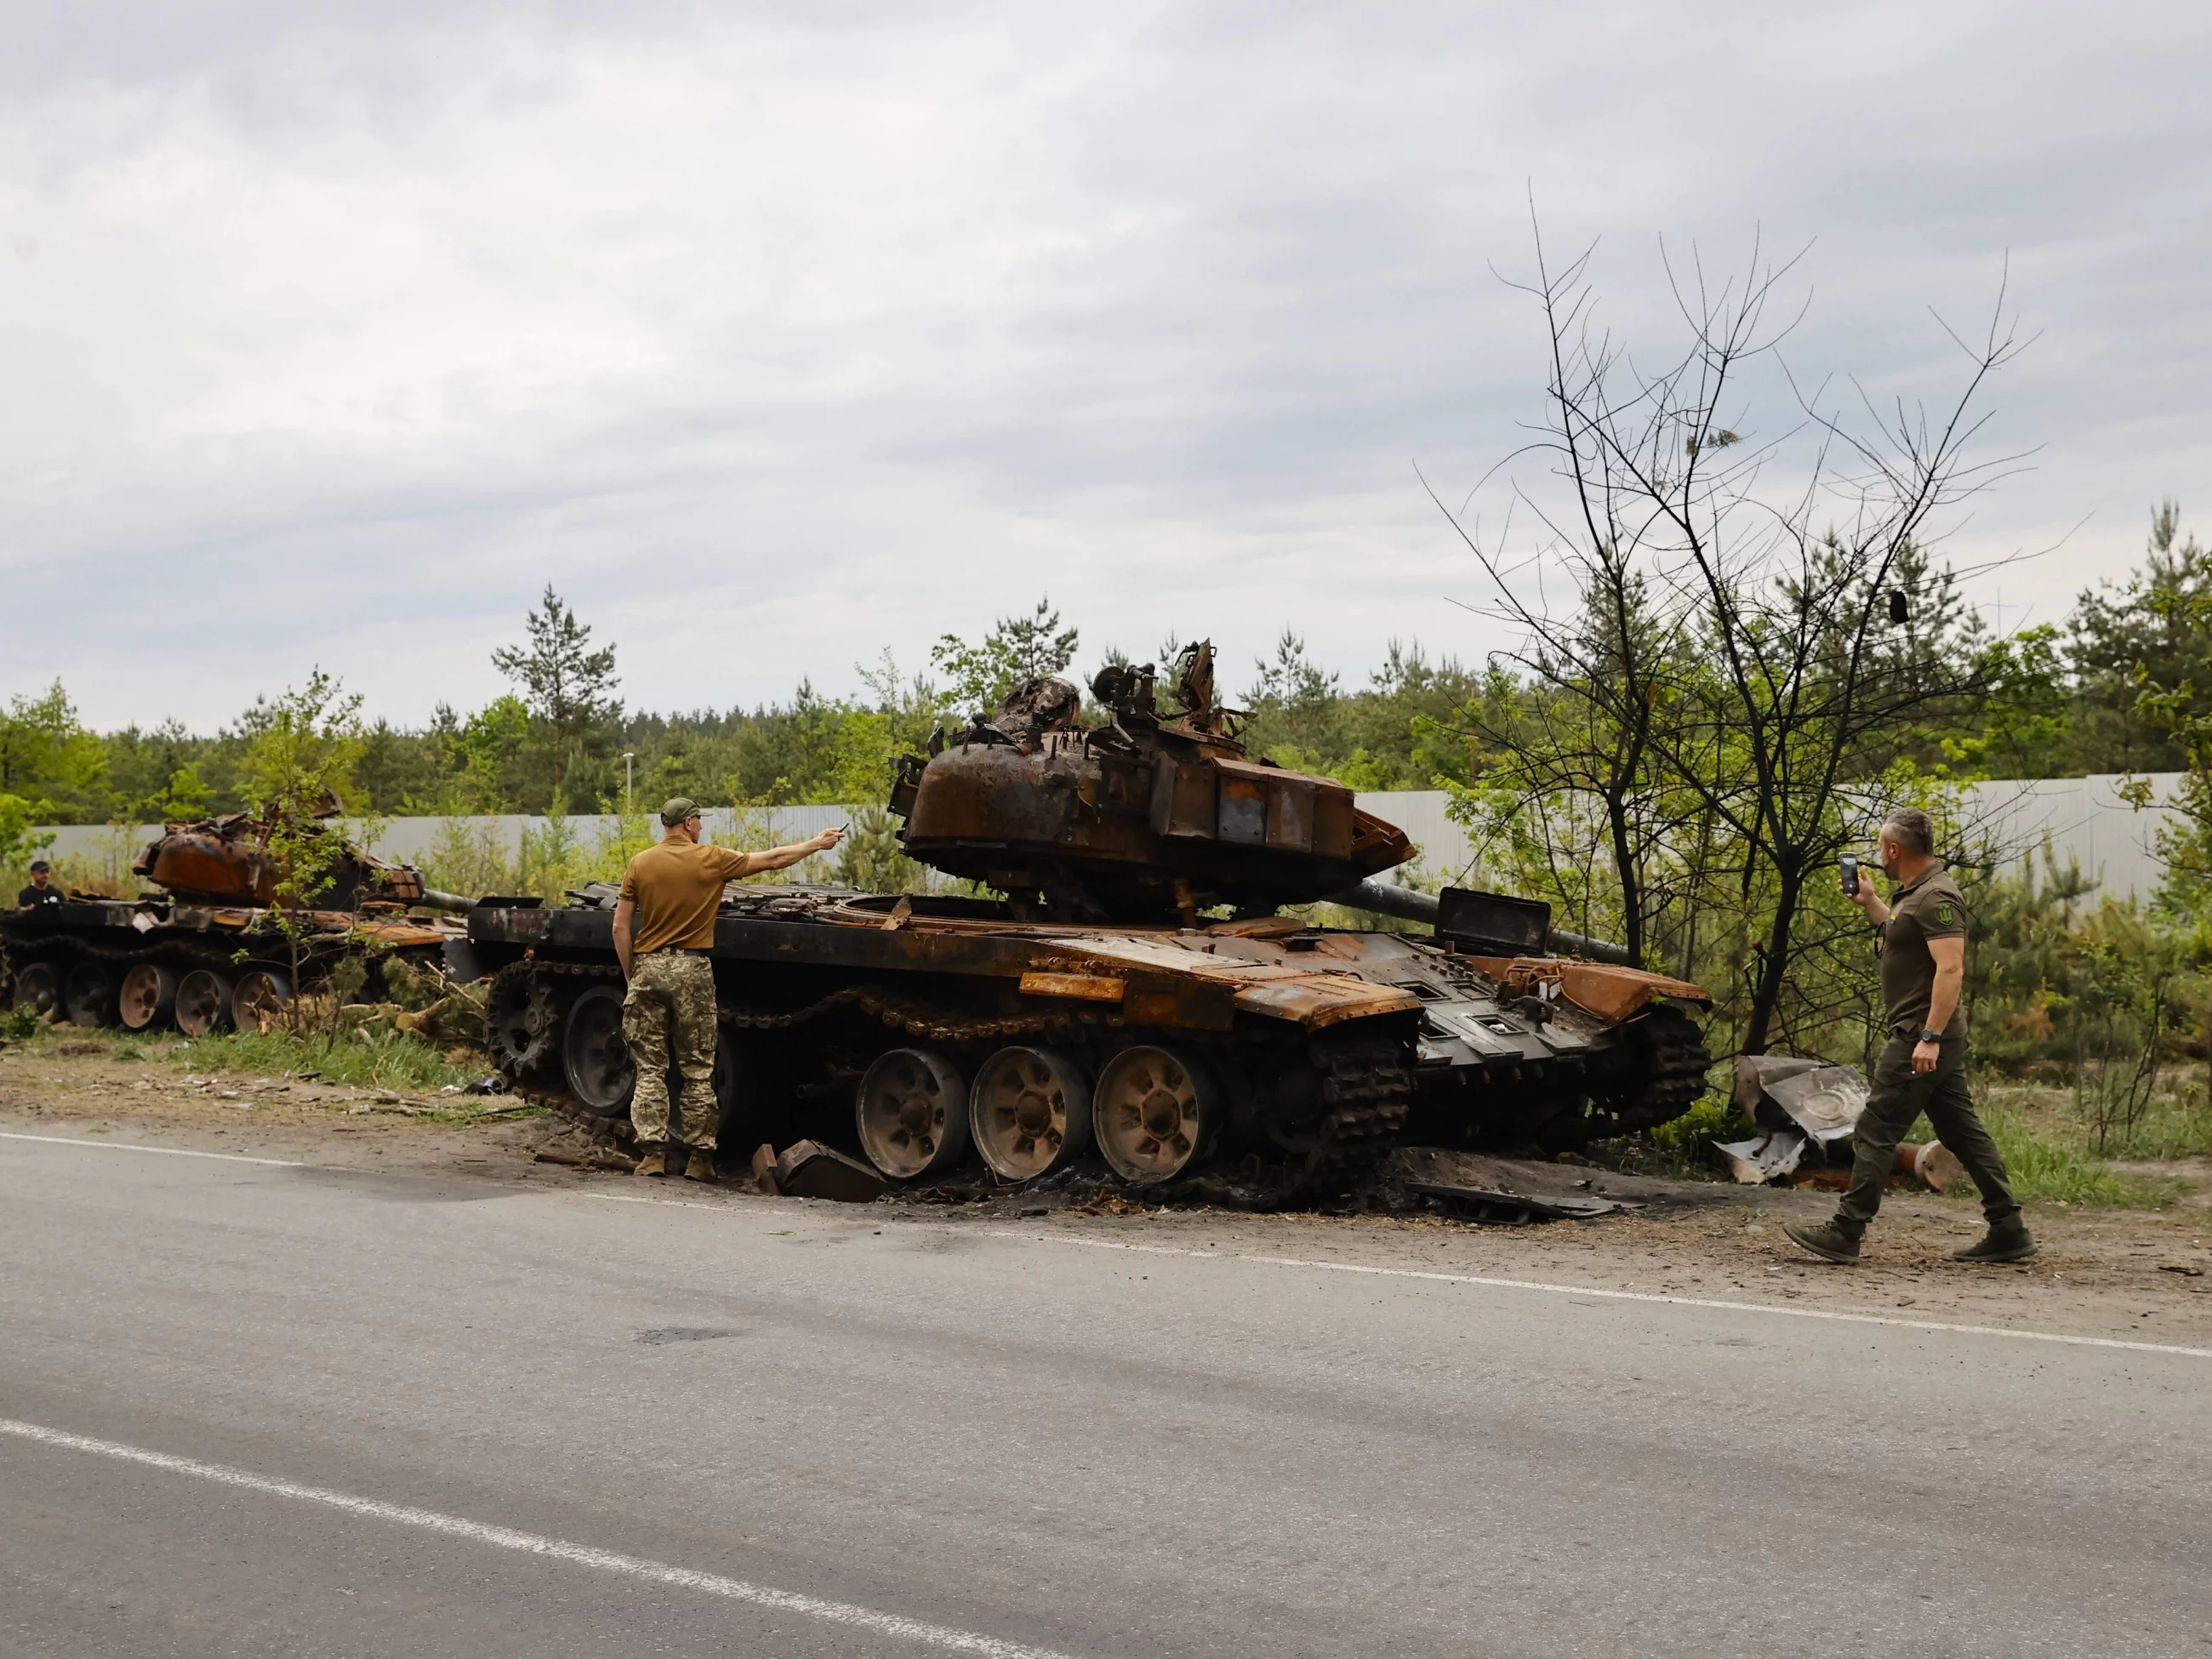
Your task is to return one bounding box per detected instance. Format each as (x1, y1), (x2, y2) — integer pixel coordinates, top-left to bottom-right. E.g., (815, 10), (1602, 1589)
(4, 1), (2209, 731)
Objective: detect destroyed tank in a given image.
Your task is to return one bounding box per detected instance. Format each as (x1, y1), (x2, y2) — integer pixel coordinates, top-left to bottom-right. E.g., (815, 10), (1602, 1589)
(2, 802), (471, 1035)
(465, 644), (1713, 1198)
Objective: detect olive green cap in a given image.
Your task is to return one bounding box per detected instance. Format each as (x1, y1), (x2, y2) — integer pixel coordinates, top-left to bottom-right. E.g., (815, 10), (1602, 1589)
(659, 796), (702, 827)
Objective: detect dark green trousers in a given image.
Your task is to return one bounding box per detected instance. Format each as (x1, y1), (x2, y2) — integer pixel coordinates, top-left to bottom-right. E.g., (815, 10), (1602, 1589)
(1836, 1035), (2018, 1235)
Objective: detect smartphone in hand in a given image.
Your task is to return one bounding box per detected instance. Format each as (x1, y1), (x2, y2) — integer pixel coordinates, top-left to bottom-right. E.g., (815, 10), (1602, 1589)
(1839, 854), (1861, 897)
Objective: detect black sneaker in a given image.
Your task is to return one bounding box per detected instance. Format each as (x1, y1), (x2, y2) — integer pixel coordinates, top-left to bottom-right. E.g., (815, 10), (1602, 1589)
(1783, 1220), (1861, 1264)
(1952, 1217), (2037, 1263)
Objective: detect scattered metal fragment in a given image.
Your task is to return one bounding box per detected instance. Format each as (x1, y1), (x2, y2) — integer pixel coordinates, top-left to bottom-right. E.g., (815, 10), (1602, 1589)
(533, 1148), (638, 1173)
(773, 1140), (889, 1203)
(747, 1143), (781, 1195)
(1724, 1057), (1967, 1191)
(1391, 1145), (1644, 1224)
(1717, 1131), (1809, 1186)
(1404, 1180), (1636, 1224)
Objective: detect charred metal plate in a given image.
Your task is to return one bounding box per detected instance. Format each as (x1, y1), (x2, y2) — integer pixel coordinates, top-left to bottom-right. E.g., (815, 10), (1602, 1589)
(1424, 1006), (1537, 1058)
(1123, 971), (1235, 1031)
(1265, 775), (1318, 852)
(1018, 971), (1126, 1002)
(1217, 772), (1268, 845)
(1149, 758), (1216, 839)
(1434, 887), (1551, 955)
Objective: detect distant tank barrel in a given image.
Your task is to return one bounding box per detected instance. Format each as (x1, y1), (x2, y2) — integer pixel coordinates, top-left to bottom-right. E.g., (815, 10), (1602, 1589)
(413, 890), (476, 915)
(1330, 878), (1633, 966)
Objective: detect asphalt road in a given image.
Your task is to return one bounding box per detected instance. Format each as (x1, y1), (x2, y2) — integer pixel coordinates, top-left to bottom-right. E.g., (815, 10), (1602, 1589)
(3, 1134), (2207, 1659)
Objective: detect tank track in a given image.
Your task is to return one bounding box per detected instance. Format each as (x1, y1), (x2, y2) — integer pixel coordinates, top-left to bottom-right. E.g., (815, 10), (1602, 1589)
(4, 934), (249, 975)
(1304, 1035), (1413, 1190)
(1593, 1003), (1713, 1134)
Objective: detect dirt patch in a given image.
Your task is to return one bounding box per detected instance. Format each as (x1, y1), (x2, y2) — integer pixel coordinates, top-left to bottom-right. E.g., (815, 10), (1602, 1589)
(4, 1041), (2209, 1348)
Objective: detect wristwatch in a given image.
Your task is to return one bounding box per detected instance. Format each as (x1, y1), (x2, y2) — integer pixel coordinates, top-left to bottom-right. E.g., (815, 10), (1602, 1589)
(1918, 1026), (1943, 1044)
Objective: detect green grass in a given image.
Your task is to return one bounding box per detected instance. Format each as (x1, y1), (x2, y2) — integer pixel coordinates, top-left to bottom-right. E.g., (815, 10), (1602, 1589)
(7, 1015), (515, 1112)
(2092, 1096), (2212, 1163)
(1616, 1079), (2198, 1208)
(1977, 1108), (2188, 1208)
(1596, 1094), (1753, 1179)
(1648, 1096), (1747, 1154)
(170, 1028), (481, 1092)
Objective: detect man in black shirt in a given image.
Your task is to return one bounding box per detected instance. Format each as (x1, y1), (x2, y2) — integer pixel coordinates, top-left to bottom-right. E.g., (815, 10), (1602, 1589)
(17, 859), (64, 910)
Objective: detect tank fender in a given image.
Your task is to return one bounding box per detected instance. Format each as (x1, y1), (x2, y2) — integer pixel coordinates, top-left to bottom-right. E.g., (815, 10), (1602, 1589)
(1462, 955), (1713, 1021)
(1023, 934), (1422, 1032)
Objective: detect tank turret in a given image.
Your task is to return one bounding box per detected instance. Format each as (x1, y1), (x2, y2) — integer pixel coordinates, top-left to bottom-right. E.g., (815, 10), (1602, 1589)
(130, 804), (467, 913)
(890, 641), (1414, 922)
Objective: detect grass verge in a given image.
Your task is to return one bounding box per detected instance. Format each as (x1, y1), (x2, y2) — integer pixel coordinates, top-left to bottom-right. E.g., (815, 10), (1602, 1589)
(6, 1017), (493, 1100)
(168, 1028), (482, 1093)
(1975, 1108), (2189, 1208)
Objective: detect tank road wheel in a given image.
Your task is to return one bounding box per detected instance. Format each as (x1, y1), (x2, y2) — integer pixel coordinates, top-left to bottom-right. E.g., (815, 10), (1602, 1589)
(12, 961), (60, 1020)
(1093, 1046), (1217, 1186)
(968, 1046), (1090, 1182)
(231, 970), (292, 1034)
(64, 962), (119, 1028)
(118, 963), (180, 1031)
(709, 1029), (751, 1145)
(562, 983), (635, 1115)
(855, 1048), (971, 1180)
(174, 970), (235, 1036)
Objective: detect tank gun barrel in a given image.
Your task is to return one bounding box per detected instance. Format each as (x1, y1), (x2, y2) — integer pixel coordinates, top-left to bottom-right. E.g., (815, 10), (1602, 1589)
(1330, 877), (1443, 927)
(1329, 878), (1633, 966)
(412, 889), (476, 915)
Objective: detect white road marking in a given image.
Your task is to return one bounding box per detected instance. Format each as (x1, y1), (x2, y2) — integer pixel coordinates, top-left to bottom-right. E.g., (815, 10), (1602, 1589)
(0, 1417), (1076, 1659)
(0, 1130), (302, 1167)
(983, 1230), (2212, 1360)
(589, 1188), (731, 1212)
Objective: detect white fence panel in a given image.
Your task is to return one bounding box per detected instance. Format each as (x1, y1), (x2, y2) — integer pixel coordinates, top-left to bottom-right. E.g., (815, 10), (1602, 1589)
(26, 776), (2192, 903)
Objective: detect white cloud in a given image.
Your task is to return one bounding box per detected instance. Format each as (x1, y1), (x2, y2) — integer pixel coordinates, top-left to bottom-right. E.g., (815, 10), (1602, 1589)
(2, 1), (2208, 727)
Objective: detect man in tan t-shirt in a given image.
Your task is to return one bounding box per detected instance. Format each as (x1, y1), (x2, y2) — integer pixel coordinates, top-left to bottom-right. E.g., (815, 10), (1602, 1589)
(614, 797), (842, 1181)
(1785, 807), (2031, 1266)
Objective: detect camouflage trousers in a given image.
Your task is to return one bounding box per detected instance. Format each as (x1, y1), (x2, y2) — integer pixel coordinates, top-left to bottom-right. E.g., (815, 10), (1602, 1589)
(623, 950), (720, 1150)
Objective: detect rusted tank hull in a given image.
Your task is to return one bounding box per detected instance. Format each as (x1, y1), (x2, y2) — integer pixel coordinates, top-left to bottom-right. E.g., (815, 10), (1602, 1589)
(465, 887), (1710, 1197)
(3, 901), (461, 1035)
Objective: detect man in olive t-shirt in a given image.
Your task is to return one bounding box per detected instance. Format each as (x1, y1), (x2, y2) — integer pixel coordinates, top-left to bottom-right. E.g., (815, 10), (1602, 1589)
(613, 798), (843, 1182)
(1785, 807), (2032, 1265)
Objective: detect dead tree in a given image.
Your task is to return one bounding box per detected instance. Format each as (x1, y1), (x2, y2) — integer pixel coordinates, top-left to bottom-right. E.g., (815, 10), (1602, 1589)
(1447, 221), (2028, 1052)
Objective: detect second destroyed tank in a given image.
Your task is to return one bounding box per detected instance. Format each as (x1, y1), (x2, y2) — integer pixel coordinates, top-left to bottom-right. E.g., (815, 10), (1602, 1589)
(469, 644), (1713, 1200)
(2, 801), (471, 1035)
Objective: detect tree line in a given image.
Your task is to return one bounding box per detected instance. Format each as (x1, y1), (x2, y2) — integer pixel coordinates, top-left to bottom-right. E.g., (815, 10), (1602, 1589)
(3, 523), (2201, 835)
